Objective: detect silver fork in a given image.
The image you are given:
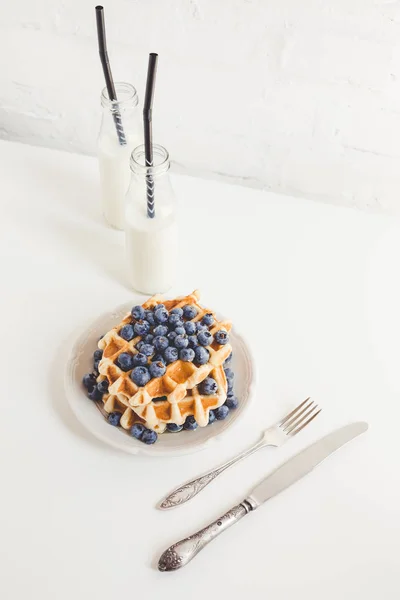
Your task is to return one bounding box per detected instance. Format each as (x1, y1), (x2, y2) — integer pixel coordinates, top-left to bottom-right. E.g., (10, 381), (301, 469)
(159, 397), (321, 510)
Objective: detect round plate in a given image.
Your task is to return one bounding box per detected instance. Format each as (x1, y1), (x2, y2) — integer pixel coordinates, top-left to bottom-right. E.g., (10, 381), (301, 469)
(65, 302), (255, 456)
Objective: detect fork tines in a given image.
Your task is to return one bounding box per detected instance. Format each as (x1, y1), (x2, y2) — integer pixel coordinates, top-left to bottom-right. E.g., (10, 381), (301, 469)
(279, 397), (321, 437)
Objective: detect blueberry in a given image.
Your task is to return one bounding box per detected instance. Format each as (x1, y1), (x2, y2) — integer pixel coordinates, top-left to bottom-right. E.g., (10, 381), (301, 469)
(169, 313), (183, 327)
(141, 429), (158, 444)
(215, 405), (229, 420)
(153, 336), (169, 352)
(119, 324), (135, 341)
(227, 378), (234, 392)
(152, 353), (166, 364)
(167, 423), (183, 432)
(180, 348), (195, 362)
(188, 335), (199, 349)
(88, 386), (103, 401)
(82, 373), (97, 392)
(225, 394), (238, 409)
(215, 329), (229, 345)
(196, 322), (208, 332)
(183, 416), (198, 430)
(170, 307), (184, 317)
(131, 423), (145, 439)
(183, 305), (198, 320)
(174, 326), (185, 336)
(97, 380), (109, 394)
(164, 346), (179, 364)
(224, 352), (233, 364)
(93, 360), (100, 374)
(202, 313), (214, 327)
(154, 324), (168, 337)
(149, 361), (166, 378)
(133, 352), (148, 367)
(116, 352), (134, 372)
(184, 321), (197, 335)
(200, 377), (218, 395)
(167, 331), (178, 343)
(131, 305), (145, 320)
(145, 310), (156, 326)
(108, 412), (121, 426)
(208, 410), (216, 425)
(155, 303), (166, 310)
(131, 366), (151, 386)
(144, 333), (154, 345)
(174, 335), (189, 350)
(140, 344), (155, 357)
(194, 346), (210, 365)
(94, 349), (103, 362)
(224, 368), (234, 381)
(136, 340), (144, 351)
(155, 307), (169, 324)
(134, 320), (150, 336)
(197, 330), (213, 346)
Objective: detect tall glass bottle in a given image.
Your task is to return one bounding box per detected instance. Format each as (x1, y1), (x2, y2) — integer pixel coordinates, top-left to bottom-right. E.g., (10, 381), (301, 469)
(98, 82), (141, 230)
(125, 144), (178, 294)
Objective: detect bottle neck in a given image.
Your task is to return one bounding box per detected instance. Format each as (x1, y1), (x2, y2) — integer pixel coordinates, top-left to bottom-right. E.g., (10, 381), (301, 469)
(99, 83), (140, 143)
(127, 144), (175, 220)
(130, 144), (170, 178)
(101, 82), (139, 112)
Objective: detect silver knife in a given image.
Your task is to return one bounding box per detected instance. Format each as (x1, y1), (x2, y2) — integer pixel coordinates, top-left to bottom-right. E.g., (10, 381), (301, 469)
(158, 421), (368, 571)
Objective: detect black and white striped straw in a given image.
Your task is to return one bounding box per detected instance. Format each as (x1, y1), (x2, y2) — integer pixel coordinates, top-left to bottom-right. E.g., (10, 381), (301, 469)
(143, 53), (158, 219)
(95, 6), (126, 146)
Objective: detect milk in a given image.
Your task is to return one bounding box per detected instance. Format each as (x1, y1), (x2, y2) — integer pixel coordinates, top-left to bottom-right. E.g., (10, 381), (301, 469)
(125, 143), (178, 293)
(98, 134), (139, 230)
(125, 201), (178, 294)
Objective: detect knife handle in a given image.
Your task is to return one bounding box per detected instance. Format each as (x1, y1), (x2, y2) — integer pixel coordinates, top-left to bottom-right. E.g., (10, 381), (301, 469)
(158, 501), (253, 571)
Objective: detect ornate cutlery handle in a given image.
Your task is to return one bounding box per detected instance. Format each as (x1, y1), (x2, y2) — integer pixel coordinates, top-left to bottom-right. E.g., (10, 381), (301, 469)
(159, 439), (265, 509)
(158, 502), (252, 571)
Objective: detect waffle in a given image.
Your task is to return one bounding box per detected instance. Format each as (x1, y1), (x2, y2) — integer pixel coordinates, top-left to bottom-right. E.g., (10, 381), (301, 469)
(99, 386), (162, 431)
(98, 364), (227, 433)
(96, 290), (232, 431)
(133, 364), (227, 430)
(97, 389), (148, 429)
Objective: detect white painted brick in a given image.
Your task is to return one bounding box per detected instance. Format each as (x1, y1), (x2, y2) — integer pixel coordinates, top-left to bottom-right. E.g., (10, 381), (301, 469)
(275, 1), (400, 45)
(312, 88), (400, 159)
(280, 143), (353, 205)
(281, 31), (392, 90)
(342, 147), (400, 213)
(1, 0), (400, 212)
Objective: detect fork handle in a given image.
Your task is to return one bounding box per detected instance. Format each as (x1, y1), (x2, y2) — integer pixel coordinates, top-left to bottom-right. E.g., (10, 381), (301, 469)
(158, 501), (253, 571)
(159, 439), (265, 509)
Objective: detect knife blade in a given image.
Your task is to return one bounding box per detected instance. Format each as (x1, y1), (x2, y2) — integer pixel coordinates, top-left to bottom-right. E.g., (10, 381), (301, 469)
(247, 421), (368, 507)
(158, 422), (368, 571)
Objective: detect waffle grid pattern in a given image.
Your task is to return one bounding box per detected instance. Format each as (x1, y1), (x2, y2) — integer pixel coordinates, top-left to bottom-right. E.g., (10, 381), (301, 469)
(97, 291), (232, 432)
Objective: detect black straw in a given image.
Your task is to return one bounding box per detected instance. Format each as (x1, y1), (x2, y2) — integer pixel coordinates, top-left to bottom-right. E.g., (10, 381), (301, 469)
(143, 53), (158, 218)
(95, 6), (126, 146)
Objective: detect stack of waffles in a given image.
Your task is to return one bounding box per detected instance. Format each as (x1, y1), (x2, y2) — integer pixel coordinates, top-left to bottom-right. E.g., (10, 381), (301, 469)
(95, 290), (232, 433)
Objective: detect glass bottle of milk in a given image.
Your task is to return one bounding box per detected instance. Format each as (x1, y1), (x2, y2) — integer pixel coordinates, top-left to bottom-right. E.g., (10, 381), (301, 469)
(98, 83), (141, 230)
(125, 144), (178, 294)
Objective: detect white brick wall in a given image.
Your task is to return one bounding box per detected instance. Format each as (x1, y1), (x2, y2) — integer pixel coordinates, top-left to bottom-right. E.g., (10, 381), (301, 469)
(1, 0), (400, 212)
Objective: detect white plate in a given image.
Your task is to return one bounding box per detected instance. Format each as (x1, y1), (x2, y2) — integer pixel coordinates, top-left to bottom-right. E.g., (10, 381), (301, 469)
(65, 302), (255, 456)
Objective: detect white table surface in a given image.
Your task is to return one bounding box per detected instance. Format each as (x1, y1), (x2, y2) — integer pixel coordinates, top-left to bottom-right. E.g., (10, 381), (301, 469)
(1, 140), (399, 600)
